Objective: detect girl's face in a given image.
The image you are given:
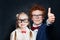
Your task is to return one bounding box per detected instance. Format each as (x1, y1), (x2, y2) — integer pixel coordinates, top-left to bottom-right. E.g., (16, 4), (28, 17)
(17, 13), (29, 28)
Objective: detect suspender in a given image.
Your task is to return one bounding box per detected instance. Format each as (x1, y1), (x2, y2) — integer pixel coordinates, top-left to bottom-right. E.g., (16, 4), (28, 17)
(14, 31), (16, 40)
(30, 31), (32, 40)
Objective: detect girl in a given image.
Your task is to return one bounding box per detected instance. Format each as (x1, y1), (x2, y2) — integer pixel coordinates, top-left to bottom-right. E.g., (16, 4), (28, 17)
(10, 12), (34, 40)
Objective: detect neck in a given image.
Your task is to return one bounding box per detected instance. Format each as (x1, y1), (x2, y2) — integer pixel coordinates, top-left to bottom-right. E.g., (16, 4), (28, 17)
(19, 27), (26, 31)
(34, 23), (42, 25)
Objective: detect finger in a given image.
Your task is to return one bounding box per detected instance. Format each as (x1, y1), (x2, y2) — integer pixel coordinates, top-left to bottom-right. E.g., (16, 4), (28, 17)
(48, 7), (51, 13)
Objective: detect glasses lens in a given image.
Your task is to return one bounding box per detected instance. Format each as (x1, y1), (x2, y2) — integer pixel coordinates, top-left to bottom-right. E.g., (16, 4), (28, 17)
(32, 14), (43, 17)
(18, 19), (28, 23)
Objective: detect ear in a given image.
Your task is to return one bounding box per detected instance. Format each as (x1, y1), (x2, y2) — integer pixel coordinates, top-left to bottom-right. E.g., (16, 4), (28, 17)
(43, 17), (45, 19)
(16, 14), (19, 18)
(31, 17), (33, 21)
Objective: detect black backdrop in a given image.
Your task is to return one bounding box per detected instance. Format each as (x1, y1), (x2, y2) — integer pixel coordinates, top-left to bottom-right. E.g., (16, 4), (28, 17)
(0, 0), (59, 40)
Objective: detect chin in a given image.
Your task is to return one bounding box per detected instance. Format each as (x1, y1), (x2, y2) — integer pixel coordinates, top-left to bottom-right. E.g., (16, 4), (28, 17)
(35, 22), (42, 25)
(19, 25), (25, 28)
(36, 23), (41, 25)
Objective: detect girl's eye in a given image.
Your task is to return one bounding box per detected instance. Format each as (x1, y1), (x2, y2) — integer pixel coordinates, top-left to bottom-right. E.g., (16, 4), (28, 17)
(18, 19), (28, 23)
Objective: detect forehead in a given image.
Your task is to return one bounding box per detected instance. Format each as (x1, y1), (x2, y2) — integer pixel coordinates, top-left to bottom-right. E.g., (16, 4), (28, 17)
(32, 10), (43, 15)
(18, 13), (28, 19)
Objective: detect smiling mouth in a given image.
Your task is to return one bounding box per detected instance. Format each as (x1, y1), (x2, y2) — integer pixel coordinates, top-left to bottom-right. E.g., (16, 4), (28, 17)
(36, 20), (39, 22)
(35, 20), (40, 21)
(21, 24), (25, 26)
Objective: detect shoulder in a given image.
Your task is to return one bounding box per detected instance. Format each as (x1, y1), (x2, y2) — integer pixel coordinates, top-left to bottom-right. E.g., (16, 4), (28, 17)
(10, 28), (18, 35)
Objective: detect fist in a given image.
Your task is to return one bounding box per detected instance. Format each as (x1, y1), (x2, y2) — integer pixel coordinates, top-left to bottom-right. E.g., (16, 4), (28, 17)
(48, 7), (55, 23)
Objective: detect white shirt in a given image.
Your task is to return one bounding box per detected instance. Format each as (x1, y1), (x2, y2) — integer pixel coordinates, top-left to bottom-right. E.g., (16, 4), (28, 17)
(10, 27), (34, 40)
(32, 23), (42, 40)
(32, 20), (52, 40)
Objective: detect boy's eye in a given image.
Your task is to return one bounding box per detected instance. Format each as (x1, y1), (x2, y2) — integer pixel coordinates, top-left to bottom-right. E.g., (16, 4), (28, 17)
(32, 14), (43, 16)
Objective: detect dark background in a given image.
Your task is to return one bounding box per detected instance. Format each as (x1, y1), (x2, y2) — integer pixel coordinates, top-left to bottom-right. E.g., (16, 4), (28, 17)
(0, 0), (59, 40)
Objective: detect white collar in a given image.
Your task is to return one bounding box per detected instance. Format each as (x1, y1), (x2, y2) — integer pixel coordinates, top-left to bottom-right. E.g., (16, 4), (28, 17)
(33, 23), (42, 27)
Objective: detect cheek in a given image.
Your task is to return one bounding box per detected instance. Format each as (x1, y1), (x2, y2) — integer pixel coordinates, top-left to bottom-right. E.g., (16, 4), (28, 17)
(32, 17), (34, 21)
(18, 23), (21, 27)
(39, 16), (44, 20)
(24, 23), (28, 25)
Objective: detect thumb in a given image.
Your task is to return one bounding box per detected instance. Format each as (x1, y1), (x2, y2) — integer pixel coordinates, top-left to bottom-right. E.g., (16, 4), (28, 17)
(48, 7), (51, 14)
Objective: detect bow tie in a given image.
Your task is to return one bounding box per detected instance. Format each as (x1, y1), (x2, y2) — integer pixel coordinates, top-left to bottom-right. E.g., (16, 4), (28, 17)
(31, 26), (39, 31)
(21, 31), (26, 33)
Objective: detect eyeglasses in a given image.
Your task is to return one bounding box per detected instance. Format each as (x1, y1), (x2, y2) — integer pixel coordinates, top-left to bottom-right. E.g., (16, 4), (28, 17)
(32, 14), (43, 17)
(17, 19), (29, 23)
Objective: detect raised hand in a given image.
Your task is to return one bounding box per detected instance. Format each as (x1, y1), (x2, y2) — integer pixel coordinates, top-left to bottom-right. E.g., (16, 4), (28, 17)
(48, 7), (55, 23)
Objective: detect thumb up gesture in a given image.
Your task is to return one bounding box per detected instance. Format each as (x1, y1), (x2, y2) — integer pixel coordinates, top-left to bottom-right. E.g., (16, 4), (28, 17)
(48, 7), (55, 23)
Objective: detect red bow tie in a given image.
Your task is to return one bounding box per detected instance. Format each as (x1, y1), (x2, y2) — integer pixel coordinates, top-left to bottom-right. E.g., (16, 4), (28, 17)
(21, 31), (26, 33)
(31, 26), (39, 31)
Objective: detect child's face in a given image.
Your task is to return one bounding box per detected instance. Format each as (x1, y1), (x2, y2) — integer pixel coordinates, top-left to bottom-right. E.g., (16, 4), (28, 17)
(17, 13), (29, 28)
(32, 10), (44, 25)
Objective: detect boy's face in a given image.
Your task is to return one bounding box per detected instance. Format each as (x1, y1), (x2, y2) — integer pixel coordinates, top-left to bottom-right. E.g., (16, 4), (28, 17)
(32, 10), (44, 25)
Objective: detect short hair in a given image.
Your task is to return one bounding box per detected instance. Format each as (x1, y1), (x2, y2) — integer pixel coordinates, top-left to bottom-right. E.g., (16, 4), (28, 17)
(29, 4), (46, 18)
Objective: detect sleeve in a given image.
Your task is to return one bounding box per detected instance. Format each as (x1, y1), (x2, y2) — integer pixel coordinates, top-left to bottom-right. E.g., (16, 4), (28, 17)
(10, 31), (16, 40)
(46, 19), (52, 26)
